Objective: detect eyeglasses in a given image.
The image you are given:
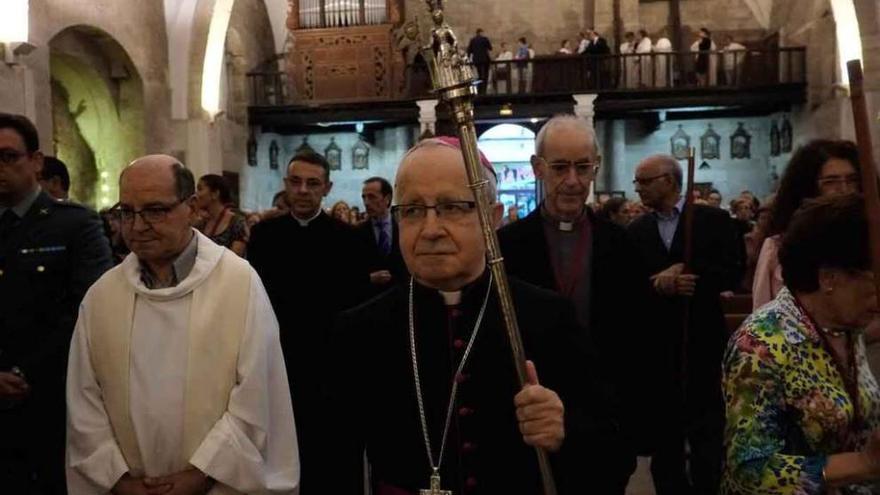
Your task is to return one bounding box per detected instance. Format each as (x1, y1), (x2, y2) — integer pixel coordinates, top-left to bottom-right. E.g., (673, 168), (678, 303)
(539, 157), (599, 177)
(286, 177), (325, 190)
(0, 149), (27, 165)
(817, 174), (860, 190)
(632, 173), (670, 186)
(391, 201), (477, 222)
(113, 199), (185, 225)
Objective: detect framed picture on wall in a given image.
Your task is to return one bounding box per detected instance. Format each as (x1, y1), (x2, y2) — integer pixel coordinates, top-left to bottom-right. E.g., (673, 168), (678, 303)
(730, 123), (751, 159)
(325, 137), (342, 171)
(268, 140), (279, 170)
(770, 121), (780, 157)
(700, 124), (720, 160)
(352, 135), (370, 170)
(670, 125), (691, 160)
(781, 116), (793, 153)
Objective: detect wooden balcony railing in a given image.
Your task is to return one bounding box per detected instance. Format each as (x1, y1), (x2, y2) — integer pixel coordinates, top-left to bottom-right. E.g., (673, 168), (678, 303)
(247, 47), (805, 106)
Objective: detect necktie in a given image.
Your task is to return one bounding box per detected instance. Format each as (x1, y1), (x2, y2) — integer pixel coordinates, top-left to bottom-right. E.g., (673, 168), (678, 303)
(0, 209), (19, 247)
(377, 220), (391, 256)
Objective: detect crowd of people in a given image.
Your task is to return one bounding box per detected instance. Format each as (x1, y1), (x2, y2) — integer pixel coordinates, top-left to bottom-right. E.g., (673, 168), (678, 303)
(2, 109), (880, 495)
(462, 26), (749, 94)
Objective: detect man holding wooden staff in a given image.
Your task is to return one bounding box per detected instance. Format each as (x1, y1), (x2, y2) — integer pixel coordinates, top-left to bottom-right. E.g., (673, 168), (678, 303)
(325, 137), (627, 495)
(628, 154), (744, 495)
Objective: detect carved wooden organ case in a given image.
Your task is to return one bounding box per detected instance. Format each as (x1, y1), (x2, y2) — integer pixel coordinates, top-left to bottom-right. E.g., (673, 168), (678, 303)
(286, 0), (406, 103)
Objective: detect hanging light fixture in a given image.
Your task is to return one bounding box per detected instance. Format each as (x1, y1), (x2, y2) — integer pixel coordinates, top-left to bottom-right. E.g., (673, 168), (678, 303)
(499, 103), (513, 117)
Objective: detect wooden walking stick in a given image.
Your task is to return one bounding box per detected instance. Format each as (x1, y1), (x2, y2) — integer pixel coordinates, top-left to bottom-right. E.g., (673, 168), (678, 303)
(847, 60), (880, 308)
(680, 147), (697, 387)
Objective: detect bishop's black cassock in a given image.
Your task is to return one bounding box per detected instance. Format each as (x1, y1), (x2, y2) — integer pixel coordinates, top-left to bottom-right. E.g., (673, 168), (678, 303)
(326, 271), (630, 495)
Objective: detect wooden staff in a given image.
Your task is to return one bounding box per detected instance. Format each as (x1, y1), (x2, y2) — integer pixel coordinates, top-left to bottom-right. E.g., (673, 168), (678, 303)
(680, 147), (696, 386)
(847, 59), (880, 309)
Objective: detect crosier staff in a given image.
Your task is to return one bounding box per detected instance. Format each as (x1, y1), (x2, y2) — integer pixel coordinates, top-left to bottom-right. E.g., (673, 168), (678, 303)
(846, 60), (880, 311)
(415, 1), (557, 494)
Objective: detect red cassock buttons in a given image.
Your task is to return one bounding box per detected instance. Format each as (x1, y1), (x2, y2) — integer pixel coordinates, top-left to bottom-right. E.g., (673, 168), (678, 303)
(462, 441), (476, 452)
(453, 339), (466, 350)
(458, 406), (473, 417)
(455, 372), (469, 384)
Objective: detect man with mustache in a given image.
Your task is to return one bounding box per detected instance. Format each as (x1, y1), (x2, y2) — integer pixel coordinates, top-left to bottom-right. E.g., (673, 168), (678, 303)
(498, 114), (645, 492)
(326, 137), (626, 494)
(66, 155), (299, 494)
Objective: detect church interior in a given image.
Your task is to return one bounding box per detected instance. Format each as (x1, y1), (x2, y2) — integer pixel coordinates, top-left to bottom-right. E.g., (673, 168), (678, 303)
(0, 0), (876, 215)
(3, 1), (880, 494)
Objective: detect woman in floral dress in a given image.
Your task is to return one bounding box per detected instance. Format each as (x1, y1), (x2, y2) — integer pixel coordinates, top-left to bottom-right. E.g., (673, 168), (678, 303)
(723, 194), (880, 494)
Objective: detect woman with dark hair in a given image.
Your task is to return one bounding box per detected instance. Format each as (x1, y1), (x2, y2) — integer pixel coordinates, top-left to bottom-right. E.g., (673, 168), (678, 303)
(195, 174), (249, 256)
(753, 139), (860, 308)
(723, 193), (880, 494)
(600, 197), (631, 227)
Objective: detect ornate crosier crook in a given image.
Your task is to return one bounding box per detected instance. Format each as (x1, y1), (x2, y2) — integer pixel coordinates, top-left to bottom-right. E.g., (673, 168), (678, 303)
(412, 1), (559, 494)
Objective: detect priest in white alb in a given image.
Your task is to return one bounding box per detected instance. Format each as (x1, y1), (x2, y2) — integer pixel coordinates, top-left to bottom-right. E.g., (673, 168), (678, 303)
(66, 155), (299, 495)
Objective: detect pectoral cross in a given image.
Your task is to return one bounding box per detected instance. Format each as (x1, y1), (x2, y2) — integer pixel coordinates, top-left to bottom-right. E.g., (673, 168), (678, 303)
(420, 469), (451, 495)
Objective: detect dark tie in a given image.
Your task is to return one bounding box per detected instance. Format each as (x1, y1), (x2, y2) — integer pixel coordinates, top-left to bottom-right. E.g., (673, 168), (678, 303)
(0, 209), (19, 248)
(376, 220), (390, 256)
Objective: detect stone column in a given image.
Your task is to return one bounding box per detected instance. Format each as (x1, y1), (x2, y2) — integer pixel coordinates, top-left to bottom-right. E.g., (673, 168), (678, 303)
(416, 99), (439, 137)
(572, 93), (598, 127)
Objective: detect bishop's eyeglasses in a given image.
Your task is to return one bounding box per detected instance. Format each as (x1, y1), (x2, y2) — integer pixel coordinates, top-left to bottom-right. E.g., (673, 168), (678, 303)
(391, 201), (478, 223)
(537, 157), (600, 177)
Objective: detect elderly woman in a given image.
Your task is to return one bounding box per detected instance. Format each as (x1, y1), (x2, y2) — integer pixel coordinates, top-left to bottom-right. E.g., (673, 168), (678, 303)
(722, 193), (880, 494)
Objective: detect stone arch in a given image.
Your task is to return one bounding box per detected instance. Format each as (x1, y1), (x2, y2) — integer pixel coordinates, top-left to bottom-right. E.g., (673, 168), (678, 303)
(49, 25), (145, 208)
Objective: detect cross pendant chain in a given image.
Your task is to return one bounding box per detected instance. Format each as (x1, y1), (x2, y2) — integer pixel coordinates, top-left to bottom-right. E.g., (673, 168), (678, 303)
(420, 470), (452, 495)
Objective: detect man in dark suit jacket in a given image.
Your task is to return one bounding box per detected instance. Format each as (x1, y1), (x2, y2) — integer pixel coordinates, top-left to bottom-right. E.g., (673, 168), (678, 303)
(628, 154), (744, 495)
(356, 176), (408, 295)
(0, 113), (113, 493)
(467, 28), (493, 94)
(248, 150), (374, 494)
(327, 135), (627, 494)
(585, 29), (611, 87)
(498, 115), (644, 493)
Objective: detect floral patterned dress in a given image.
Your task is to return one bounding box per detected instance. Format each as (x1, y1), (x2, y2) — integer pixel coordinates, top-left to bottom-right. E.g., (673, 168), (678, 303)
(722, 287), (880, 495)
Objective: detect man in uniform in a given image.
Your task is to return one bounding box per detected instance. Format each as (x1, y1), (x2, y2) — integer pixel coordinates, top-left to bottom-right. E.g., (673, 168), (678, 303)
(328, 137), (624, 494)
(0, 112), (113, 493)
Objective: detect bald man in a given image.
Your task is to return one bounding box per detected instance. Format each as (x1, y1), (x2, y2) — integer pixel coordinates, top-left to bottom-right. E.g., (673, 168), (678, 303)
(628, 154), (743, 495)
(66, 155), (299, 495)
(327, 138), (625, 494)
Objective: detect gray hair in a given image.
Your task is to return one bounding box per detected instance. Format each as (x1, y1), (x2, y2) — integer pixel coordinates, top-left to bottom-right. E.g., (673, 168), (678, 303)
(396, 138), (498, 202)
(643, 153), (683, 190)
(534, 115), (598, 158)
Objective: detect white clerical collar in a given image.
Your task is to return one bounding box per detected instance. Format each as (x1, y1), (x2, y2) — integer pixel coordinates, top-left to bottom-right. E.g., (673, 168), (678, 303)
(439, 290), (462, 306)
(292, 208), (322, 227)
(540, 205), (586, 232)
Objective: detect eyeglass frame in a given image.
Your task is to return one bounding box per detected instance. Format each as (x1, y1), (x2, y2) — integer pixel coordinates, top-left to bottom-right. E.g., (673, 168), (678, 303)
(632, 173), (671, 186)
(391, 201), (478, 223)
(111, 199), (187, 226)
(817, 173), (861, 190)
(535, 156), (601, 177)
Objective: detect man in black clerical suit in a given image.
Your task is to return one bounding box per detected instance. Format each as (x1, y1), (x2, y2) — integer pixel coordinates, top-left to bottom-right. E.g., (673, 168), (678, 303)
(328, 137), (627, 495)
(628, 153), (744, 495)
(498, 115), (645, 492)
(0, 113), (113, 493)
(247, 149), (373, 494)
(356, 176), (408, 295)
